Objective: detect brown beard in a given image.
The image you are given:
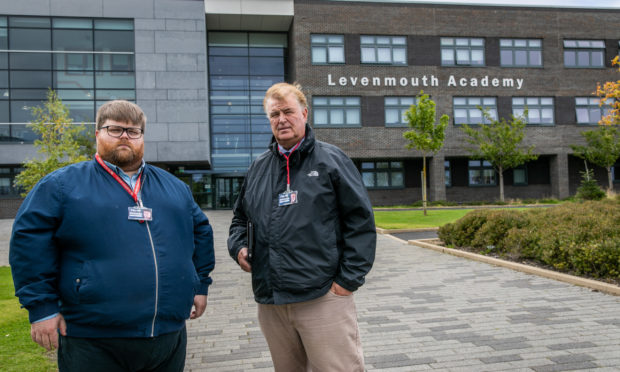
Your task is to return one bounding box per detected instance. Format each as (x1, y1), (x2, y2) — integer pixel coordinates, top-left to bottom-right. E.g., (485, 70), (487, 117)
(100, 145), (142, 172)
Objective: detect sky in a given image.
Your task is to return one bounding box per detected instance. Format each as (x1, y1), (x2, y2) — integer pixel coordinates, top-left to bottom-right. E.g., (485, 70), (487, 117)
(337, 0), (620, 9)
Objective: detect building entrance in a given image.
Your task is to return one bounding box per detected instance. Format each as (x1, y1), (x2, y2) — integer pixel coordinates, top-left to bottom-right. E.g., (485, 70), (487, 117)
(215, 177), (243, 209)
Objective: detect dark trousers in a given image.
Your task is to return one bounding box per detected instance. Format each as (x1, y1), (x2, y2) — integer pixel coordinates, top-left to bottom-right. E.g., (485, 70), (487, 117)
(58, 327), (187, 372)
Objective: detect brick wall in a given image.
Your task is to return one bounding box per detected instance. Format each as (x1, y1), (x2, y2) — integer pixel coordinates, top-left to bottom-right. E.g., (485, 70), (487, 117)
(292, 0), (620, 204)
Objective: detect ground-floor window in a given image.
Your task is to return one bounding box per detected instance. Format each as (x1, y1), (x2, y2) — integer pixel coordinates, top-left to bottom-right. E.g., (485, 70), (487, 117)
(445, 160), (451, 187)
(513, 165), (528, 185)
(0, 166), (23, 196)
(360, 160), (404, 189)
(468, 160), (496, 186)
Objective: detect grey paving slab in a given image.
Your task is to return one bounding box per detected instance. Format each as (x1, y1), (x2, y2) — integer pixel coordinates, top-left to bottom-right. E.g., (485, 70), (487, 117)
(3, 211), (620, 371)
(184, 211), (620, 371)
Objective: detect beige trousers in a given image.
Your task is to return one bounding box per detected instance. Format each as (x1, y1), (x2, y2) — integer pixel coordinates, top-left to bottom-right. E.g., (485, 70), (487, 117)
(257, 291), (364, 372)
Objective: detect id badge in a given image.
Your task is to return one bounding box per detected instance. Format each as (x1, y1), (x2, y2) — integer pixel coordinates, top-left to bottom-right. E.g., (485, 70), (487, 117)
(128, 206), (153, 221)
(278, 190), (298, 206)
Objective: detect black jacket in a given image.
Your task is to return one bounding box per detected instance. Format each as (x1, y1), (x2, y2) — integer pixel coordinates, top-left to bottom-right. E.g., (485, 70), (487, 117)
(228, 125), (376, 305)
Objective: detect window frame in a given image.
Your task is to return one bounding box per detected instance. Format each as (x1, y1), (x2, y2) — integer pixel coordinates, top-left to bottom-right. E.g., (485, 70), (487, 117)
(312, 96), (361, 127)
(512, 165), (528, 186)
(512, 97), (555, 125)
(575, 97), (613, 125)
(468, 160), (496, 187)
(563, 39), (605, 68)
(359, 160), (405, 189)
(384, 96), (417, 127)
(0, 15), (135, 139)
(310, 34), (345, 65)
(453, 97), (498, 125)
(499, 38), (543, 68)
(441, 37), (485, 67)
(360, 35), (407, 66)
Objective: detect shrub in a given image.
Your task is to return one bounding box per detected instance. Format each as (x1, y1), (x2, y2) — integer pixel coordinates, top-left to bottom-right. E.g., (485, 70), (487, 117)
(438, 200), (620, 281)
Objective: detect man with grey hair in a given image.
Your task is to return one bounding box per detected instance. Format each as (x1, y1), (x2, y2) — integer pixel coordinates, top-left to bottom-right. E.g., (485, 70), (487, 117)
(228, 83), (376, 371)
(10, 100), (215, 372)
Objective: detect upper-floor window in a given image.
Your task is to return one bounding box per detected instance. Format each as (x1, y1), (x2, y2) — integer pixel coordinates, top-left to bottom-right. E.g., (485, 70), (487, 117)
(441, 37), (484, 66)
(0, 15), (135, 142)
(500, 39), (542, 67)
(468, 160), (496, 186)
(453, 97), (497, 124)
(313, 97), (361, 126)
(564, 39), (605, 68)
(360, 160), (404, 189)
(512, 97), (554, 125)
(575, 97), (613, 125)
(360, 35), (406, 65)
(311, 34), (344, 64)
(385, 96), (417, 127)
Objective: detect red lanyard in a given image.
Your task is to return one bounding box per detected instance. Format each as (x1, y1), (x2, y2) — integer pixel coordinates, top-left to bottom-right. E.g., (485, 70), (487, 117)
(278, 139), (303, 192)
(95, 153), (142, 204)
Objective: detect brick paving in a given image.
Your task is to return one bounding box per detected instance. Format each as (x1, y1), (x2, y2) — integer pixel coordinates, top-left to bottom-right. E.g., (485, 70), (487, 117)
(3, 212), (620, 371)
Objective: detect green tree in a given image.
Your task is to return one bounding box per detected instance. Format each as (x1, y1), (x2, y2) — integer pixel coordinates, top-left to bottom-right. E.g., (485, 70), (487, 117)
(14, 90), (94, 196)
(403, 91), (449, 215)
(461, 110), (538, 202)
(571, 125), (620, 192)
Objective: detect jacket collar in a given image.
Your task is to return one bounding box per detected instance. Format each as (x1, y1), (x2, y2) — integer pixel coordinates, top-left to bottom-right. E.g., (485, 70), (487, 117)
(269, 124), (315, 158)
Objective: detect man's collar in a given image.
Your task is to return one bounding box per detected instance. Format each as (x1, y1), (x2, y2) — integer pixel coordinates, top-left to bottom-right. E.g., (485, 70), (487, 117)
(103, 159), (145, 177)
(278, 138), (305, 154)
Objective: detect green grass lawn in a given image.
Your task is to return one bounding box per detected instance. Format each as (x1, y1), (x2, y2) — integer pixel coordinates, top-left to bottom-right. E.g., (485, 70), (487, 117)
(374, 209), (473, 229)
(0, 266), (57, 372)
(374, 208), (529, 229)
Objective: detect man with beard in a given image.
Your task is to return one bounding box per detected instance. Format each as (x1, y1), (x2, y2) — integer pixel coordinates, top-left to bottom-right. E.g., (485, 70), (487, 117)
(10, 100), (215, 372)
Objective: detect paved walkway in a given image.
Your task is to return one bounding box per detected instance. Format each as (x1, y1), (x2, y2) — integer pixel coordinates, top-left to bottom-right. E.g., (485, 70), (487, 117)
(3, 212), (620, 371)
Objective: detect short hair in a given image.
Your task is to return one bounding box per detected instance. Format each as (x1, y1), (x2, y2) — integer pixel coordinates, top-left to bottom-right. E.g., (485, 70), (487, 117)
(263, 82), (308, 115)
(96, 100), (146, 131)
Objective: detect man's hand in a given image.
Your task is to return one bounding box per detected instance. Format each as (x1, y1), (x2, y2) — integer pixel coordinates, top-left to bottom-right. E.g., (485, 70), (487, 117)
(31, 314), (67, 351)
(190, 295), (207, 319)
(330, 282), (353, 296)
(237, 247), (252, 273)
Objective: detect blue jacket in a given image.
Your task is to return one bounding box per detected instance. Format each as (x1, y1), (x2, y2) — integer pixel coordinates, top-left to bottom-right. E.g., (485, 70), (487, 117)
(10, 159), (215, 338)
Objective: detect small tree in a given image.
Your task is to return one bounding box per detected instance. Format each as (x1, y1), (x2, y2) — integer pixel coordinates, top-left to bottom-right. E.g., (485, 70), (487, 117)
(596, 56), (619, 126)
(14, 90), (94, 196)
(461, 110), (538, 202)
(403, 91), (449, 215)
(571, 125), (620, 192)
(575, 167), (606, 200)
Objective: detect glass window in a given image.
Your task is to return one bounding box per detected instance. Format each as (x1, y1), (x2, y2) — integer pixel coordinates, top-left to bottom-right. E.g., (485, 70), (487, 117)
(385, 96), (416, 127)
(208, 31), (287, 171)
(360, 35), (406, 65)
(95, 30), (134, 52)
(445, 160), (451, 187)
(453, 97), (497, 124)
(468, 160), (496, 186)
(53, 29), (93, 51)
(575, 97), (613, 125)
(10, 52), (52, 70)
(10, 28), (51, 50)
(500, 39), (542, 67)
(513, 165), (527, 186)
(512, 97), (554, 125)
(0, 16), (135, 130)
(311, 34), (345, 64)
(564, 39), (605, 68)
(360, 160), (404, 189)
(313, 97), (361, 126)
(441, 37), (485, 66)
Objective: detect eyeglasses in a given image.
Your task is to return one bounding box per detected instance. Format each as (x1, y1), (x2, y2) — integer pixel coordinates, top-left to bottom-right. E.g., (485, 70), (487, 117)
(100, 125), (144, 139)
